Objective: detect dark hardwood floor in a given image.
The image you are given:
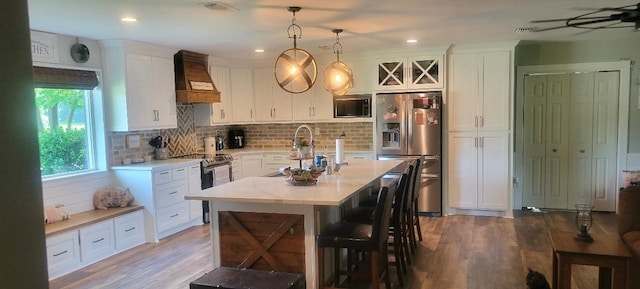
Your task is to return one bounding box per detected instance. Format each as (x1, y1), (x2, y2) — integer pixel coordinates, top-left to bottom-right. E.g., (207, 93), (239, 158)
(49, 210), (618, 289)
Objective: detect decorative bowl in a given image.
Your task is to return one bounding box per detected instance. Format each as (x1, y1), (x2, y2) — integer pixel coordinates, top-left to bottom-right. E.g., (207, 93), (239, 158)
(283, 167), (323, 186)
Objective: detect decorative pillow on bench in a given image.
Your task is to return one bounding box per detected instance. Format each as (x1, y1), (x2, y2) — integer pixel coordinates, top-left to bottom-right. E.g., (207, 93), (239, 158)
(622, 170), (640, 187)
(44, 204), (70, 224)
(93, 186), (134, 210)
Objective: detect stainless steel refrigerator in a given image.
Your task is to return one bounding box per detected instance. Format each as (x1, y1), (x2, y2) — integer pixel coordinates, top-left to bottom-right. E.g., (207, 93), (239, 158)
(376, 91), (442, 215)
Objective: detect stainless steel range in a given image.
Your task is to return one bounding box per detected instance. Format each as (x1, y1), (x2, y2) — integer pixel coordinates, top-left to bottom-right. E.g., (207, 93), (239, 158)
(179, 153), (234, 223)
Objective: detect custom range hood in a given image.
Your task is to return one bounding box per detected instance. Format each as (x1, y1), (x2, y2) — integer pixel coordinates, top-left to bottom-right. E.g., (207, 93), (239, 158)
(174, 50), (221, 103)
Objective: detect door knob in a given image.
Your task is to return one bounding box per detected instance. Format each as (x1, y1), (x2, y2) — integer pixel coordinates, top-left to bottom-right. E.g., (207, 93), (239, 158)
(580, 150), (585, 153)
(552, 149), (557, 152)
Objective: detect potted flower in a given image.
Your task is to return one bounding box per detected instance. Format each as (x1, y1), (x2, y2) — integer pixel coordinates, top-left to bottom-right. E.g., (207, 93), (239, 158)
(294, 139), (310, 158)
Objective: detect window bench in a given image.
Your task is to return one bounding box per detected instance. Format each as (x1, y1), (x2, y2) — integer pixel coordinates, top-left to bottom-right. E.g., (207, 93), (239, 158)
(45, 205), (145, 280)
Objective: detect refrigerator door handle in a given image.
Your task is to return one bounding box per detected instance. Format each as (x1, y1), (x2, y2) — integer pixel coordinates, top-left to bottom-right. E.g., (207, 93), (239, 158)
(475, 116), (478, 127)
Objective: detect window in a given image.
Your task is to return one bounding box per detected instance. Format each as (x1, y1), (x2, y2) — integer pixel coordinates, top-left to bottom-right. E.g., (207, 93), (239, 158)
(35, 88), (95, 177)
(33, 66), (102, 178)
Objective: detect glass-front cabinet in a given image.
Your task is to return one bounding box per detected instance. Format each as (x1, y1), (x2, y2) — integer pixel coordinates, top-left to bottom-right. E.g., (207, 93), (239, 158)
(376, 55), (444, 91)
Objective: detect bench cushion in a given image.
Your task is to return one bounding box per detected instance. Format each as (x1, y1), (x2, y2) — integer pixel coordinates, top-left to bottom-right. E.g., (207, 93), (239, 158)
(190, 267), (305, 289)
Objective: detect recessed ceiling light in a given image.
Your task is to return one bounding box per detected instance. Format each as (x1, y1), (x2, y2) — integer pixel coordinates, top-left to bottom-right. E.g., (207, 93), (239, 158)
(121, 17), (138, 22)
(406, 39), (418, 43)
(254, 49), (264, 53)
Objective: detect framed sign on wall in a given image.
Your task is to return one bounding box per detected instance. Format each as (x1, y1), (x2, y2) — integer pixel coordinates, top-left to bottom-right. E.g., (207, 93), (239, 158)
(30, 30), (59, 64)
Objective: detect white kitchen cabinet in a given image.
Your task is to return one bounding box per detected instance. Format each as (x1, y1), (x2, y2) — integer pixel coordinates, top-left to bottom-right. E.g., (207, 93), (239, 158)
(341, 57), (372, 95)
(241, 154), (263, 177)
(232, 155), (242, 180)
(448, 131), (509, 211)
(100, 40), (177, 131)
(46, 230), (81, 279)
(375, 55), (444, 91)
(344, 153), (374, 162)
(113, 163), (199, 242)
(193, 65), (232, 125)
(114, 210), (145, 251)
(79, 219), (115, 264)
(292, 83), (332, 121)
(262, 153), (291, 175)
(187, 164), (203, 222)
(231, 68), (255, 122)
(254, 68), (293, 122)
(448, 50), (511, 132)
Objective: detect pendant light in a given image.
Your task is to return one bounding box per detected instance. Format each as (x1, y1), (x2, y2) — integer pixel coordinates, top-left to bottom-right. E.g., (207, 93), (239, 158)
(323, 29), (353, 96)
(274, 7), (317, 94)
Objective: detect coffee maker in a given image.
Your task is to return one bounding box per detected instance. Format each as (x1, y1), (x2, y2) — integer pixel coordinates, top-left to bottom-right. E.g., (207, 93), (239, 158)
(228, 129), (245, 149)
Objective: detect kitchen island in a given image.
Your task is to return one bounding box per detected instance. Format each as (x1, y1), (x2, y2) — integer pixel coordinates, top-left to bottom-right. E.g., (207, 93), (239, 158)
(186, 159), (403, 289)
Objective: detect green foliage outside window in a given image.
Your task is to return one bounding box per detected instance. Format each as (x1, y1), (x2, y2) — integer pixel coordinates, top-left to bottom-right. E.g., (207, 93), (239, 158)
(35, 88), (90, 176)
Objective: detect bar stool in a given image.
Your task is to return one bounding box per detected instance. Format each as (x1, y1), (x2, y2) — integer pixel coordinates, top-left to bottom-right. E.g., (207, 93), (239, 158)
(342, 172), (411, 286)
(316, 185), (395, 289)
(409, 157), (424, 250)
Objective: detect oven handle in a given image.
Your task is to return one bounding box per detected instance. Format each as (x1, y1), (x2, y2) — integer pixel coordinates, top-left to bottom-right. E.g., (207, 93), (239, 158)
(202, 163), (231, 174)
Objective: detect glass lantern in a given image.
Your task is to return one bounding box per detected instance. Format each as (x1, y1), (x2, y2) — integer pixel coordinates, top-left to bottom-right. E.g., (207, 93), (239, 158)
(574, 204), (594, 242)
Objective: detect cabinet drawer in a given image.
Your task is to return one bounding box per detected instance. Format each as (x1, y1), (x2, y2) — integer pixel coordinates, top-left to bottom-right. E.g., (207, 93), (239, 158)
(46, 230), (81, 279)
(156, 202), (189, 233)
(155, 180), (188, 208)
(79, 220), (115, 265)
(172, 166), (188, 180)
(153, 169), (172, 185)
(114, 210), (145, 251)
(263, 154), (289, 164)
(345, 154), (373, 161)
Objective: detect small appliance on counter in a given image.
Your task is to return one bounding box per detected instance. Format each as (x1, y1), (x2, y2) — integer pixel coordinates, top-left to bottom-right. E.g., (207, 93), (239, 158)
(204, 137), (216, 155)
(215, 132), (224, 151)
(228, 129), (245, 149)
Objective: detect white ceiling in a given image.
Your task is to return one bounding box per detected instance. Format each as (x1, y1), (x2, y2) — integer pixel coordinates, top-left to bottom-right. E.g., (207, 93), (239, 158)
(27, 0), (637, 60)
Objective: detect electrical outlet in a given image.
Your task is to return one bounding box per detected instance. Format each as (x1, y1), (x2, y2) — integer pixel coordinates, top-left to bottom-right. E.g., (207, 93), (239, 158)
(315, 127), (320, 135)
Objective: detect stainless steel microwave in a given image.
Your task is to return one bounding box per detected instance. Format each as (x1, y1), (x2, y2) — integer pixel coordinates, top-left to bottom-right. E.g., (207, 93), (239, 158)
(333, 94), (372, 118)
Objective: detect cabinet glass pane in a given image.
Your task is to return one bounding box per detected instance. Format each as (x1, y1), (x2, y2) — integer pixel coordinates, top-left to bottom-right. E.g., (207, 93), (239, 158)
(378, 62), (404, 86)
(411, 59), (438, 85)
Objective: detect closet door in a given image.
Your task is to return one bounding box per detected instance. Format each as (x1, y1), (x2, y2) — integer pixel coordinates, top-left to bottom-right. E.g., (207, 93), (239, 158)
(522, 74), (547, 208)
(544, 74), (570, 209)
(567, 73), (595, 206)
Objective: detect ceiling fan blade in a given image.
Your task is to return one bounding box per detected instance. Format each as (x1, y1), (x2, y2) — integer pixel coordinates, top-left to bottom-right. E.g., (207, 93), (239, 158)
(567, 17), (617, 28)
(531, 25), (571, 32)
(530, 16), (605, 23)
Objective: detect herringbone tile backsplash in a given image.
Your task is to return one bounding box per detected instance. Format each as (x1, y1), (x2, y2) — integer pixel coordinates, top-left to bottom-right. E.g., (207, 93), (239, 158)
(109, 105), (373, 165)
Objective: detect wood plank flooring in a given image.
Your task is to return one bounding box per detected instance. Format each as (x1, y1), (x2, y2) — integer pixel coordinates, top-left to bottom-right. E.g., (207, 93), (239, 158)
(49, 210), (619, 289)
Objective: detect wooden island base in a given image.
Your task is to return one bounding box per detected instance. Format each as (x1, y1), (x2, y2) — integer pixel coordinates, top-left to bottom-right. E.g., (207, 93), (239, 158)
(219, 211), (305, 274)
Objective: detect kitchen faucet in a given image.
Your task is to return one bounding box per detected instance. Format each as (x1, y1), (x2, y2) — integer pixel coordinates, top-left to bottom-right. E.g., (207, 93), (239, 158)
(294, 124), (314, 158)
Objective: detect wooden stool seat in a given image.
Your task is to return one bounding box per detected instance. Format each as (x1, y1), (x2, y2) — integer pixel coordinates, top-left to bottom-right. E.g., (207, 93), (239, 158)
(190, 267), (305, 289)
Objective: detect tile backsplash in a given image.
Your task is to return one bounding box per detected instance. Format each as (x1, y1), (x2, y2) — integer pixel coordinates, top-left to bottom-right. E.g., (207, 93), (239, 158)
(109, 105), (373, 165)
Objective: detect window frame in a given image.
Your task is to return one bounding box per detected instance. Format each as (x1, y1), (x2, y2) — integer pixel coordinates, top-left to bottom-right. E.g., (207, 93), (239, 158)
(34, 64), (107, 181)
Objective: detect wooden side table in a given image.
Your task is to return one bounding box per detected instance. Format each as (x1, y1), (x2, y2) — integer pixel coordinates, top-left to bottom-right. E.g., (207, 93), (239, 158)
(549, 230), (632, 289)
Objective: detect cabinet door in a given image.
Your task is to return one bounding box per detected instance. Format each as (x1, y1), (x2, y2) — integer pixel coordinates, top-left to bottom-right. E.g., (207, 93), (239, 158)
(231, 68), (254, 122)
(347, 58), (372, 94)
(187, 164), (203, 221)
(291, 89), (314, 120)
(447, 132), (479, 209)
(480, 51), (510, 131)
(376, 59), (406, 91)
(46, 230), (81, 279)
(478, 132), (509, 210)
(151, 56), (177, 128)
(241, 155), (263, 177)
(312, 88), (333, 120)
(195, 66), (232, 125)
(448, 53), (479, 131)
(272, 83), (292, 121)
(79, 220), (115, 264)
(125, 53), (155, 129)
(408, 55), (443, 89)
(114, 210), (145, 251)
(253, 68), (275, 121)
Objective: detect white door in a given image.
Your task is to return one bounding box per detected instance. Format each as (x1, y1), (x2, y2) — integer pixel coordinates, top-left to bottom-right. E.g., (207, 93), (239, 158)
(478, 131), (509, 210)
(151, 56), (177, 128)
(125, 53), (154, 129)
(448, 53), (479, 131)
(253, 68), (274, 121)
(480, 51), (510, 131)
(230, 68), (254, 122)
(522, 71), (619, 211)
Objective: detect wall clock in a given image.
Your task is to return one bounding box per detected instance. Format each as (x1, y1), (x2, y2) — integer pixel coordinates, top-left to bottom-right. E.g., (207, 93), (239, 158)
(70, 43), (90, 63)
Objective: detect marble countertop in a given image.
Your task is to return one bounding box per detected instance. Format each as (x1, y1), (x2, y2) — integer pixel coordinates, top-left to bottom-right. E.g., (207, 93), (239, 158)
(186, 160), (403, 206)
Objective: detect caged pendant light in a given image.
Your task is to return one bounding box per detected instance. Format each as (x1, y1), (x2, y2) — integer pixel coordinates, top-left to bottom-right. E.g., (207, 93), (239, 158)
(274, 6), (317, 94)
(323, 29), (353, 96)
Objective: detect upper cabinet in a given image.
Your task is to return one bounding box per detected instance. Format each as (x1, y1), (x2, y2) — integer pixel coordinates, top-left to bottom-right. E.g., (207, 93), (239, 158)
(340, 57), (372, 95)
(375, 54), (444, 91)
(193, 65), (232, 125)
(447, 49), (511, 132)
(230, 68), (255, 123)
(292, 73), (332, 121)
(101, 40), (177, 131)
(253, 67), (292, 122)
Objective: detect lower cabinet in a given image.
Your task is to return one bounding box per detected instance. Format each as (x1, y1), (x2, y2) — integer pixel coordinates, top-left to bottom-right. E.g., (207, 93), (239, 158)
(447, 131), (510, 211)
(241, 154), (263, 178)
(46, 209), (145, 280)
